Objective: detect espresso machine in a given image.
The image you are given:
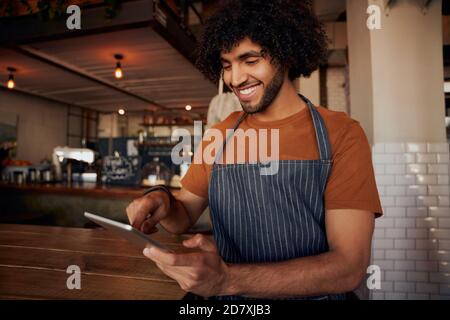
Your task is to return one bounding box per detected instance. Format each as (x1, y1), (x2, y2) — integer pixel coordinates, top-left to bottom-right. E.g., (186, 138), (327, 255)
(52, 146), (95, 184)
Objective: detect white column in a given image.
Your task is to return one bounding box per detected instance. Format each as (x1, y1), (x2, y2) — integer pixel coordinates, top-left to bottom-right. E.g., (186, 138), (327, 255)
(347, 0), (450, 300)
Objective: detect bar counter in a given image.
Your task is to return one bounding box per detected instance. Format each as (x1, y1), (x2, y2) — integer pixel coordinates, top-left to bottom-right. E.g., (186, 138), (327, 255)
(0, 183), (187, 228)
(0, 182), (180, 199)
(0, 223), (187, 299)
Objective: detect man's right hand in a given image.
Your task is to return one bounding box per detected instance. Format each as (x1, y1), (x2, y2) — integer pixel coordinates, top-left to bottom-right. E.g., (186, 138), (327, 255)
(126, 190), (171, 234)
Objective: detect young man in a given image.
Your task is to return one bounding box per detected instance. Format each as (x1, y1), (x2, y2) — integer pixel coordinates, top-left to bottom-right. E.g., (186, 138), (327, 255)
(126, 0), (382, 300)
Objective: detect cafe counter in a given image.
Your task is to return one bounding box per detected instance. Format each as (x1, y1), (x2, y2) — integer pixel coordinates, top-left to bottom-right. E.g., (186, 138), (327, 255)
(0, 183), (184, 228)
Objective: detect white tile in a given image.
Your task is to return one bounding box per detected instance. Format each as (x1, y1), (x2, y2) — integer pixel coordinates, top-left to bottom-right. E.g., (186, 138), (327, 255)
(417, 153), (438, 164)
(376, 175), (395, 186)
(386, 186), (406, 196)
(386, 228), (406, 238)
(373, 239), (394, 249)
(417, 196), (438, 207)
(438, 196), (450, 207)
(386, 250), (406, 260)
(395, 175), (415, 185)
(372, 249), (385, 259)
(394, 239), (415, 250)
(438, 240), (450, 250)
(385, 271), (406, 282)
(374, 164), (385, 175)
(431, 294), (450, 300)
(432, 229), (450, 240)
(373, 229), (386, 238)
(416, 217), (438, 228)
(408, 293), (429, 300)
(416, 282), (439, 294)
(416, 175), (438, 185)
(374, 154), (396, 164)
(376, 218), (395, 228)
(373, 260), (394, 270)
(438, 175), (449, 185)
(380, 281), (394, 291)
(429, 207), (450, 217)
(394, 282), (415, 293)
(439, 262), (450, 273)
(385, 143), (406, 154)
(406, 207), (428, 217)
(438, 218), (450, 228)
(395, 153), (416, 164)
(373, 143), (385, 154)
(396, 197), (416, 207)
(429, 250), (450, 261)
(416, 239), (438, 250)
(380, 196), (395, 206)
(386, 207), (406, 217)
(440, 284), (450, 295)
(406, 185), (427, 196)
(371, 292), (385, 300)
(407, 272), (428, 282)
(406, 250), (428, 260)
(416, 261), (438, 272)
(407, 143), (427, 153)
(407, 229), (428, 239)
(395, 218), (415, 228)
(394, 260), (415, 271)
(428, 185), (450, 196)
(427, 143), (449, 153)
(437, 153), (450, 164)
(407, 164), (427, 174)
(386, 164), (406, 175)
(386, 292), (407, 300)
(428, 164), (449, 174)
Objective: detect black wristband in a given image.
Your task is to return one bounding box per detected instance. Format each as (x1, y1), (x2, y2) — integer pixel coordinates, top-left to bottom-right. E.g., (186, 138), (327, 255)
(143, 185), (175, 204)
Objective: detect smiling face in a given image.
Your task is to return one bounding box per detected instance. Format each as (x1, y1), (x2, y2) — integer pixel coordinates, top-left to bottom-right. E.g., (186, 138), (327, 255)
(220, 38), (286, 114)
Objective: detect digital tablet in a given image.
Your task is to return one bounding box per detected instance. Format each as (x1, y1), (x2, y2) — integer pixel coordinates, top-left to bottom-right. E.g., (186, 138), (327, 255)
(84, 211), (170, 251)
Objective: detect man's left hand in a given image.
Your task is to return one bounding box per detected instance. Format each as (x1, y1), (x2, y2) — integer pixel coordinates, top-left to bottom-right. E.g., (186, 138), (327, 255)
(143, 234), (230, 297)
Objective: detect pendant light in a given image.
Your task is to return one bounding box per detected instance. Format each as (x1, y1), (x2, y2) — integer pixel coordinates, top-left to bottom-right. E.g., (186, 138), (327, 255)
(7, 67), (16, 89)
(114, 54), (123, 79)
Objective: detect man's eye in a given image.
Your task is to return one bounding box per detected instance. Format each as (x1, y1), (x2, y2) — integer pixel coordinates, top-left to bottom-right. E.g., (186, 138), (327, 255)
(223, 65), (231, 71)
(246, 60), (259, 65)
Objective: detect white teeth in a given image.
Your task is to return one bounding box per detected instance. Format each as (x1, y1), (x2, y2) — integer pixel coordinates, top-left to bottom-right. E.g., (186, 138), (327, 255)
(239, 85), (258, 95)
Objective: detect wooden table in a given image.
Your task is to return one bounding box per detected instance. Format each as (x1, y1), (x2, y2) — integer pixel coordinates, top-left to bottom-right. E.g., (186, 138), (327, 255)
(0, 224), (188, 299)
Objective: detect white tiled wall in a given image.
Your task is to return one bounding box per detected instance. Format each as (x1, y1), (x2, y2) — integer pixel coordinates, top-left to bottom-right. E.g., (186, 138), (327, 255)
(371, 143), (450, 300)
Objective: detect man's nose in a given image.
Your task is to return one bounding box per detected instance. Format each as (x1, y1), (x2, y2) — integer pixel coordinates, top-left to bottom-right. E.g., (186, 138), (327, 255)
(230, 66), (248, 89)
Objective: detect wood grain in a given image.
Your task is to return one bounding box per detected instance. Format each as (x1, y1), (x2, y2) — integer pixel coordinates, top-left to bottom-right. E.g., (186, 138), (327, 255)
(0, 224), (188, 299)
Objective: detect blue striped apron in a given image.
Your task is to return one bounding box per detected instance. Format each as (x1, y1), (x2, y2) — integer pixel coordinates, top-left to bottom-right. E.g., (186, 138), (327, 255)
(208, 95), (346, 300)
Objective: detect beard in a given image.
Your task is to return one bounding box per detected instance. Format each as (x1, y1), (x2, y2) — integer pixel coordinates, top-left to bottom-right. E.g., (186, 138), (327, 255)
(239, 68), (285, 114)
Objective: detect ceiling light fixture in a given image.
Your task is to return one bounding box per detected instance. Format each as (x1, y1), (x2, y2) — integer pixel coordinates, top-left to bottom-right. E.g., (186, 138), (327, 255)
(7, 67), (16, 90)
(185, 105), (192, 111)
(114, 54), (124, 79)
(118, 108), (126, 115)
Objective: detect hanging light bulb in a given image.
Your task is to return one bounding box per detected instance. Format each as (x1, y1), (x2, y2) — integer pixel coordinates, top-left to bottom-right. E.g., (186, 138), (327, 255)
(185, 105), (192, 111)
(114, 54), (123, 79)
(7, 67), (16, 90)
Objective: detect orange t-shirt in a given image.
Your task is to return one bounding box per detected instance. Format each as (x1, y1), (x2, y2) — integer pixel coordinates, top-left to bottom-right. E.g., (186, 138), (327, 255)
(181, 105), (383, 217)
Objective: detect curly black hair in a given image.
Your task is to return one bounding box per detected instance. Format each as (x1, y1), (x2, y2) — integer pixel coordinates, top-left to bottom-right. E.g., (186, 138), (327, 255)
(195, 0), (328, 84)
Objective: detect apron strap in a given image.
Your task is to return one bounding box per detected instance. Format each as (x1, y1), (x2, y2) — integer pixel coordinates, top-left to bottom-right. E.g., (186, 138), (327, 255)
(213, 94), (333, 164)
(300, 95), (332, 161)
(213, 112), (248, 164)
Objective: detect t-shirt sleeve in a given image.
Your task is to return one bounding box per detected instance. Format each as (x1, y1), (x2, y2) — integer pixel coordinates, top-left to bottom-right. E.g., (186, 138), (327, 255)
(325, 121), (383, 217)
